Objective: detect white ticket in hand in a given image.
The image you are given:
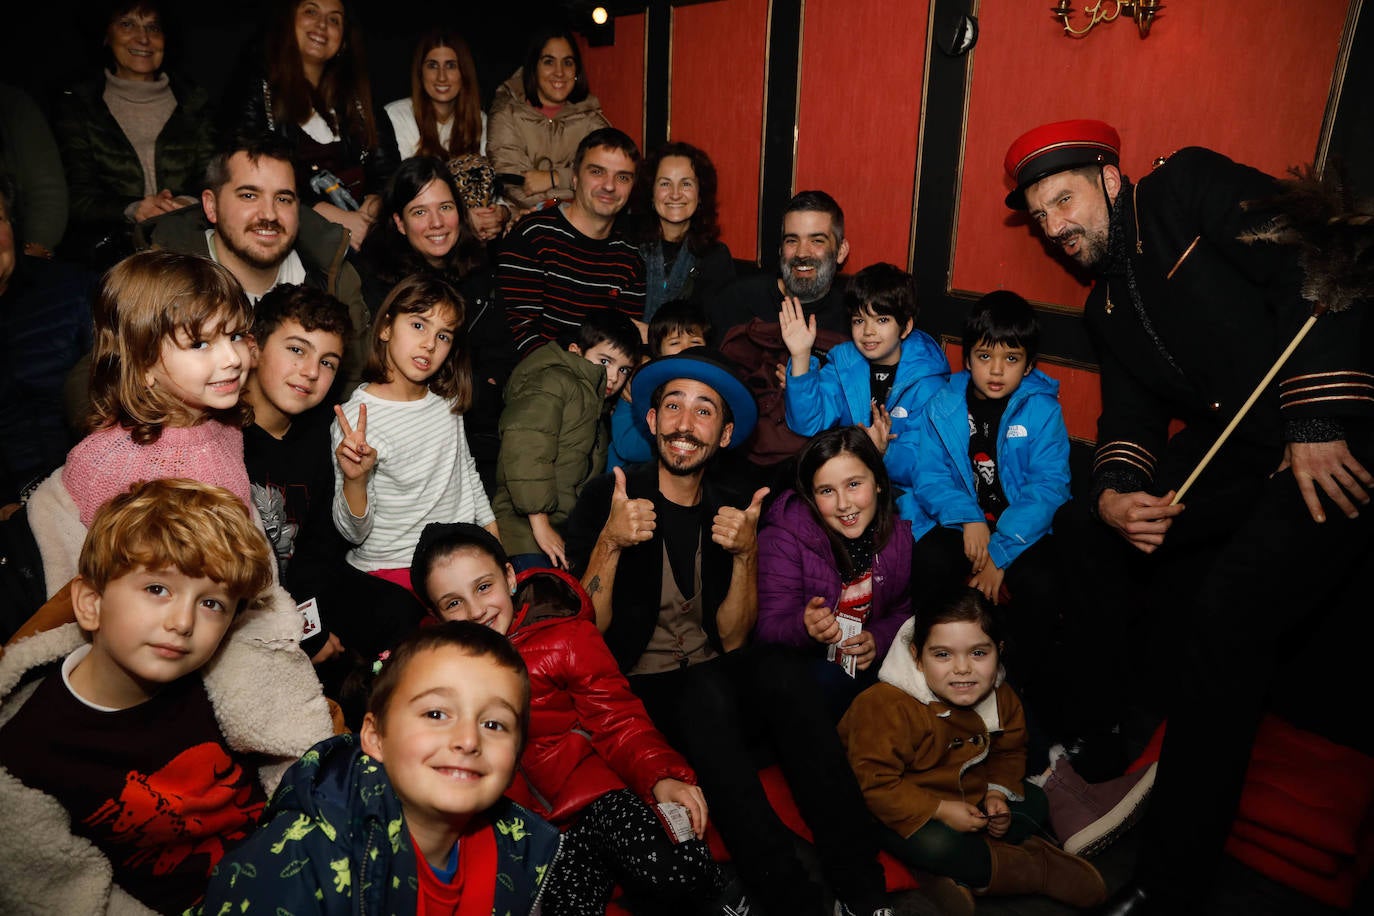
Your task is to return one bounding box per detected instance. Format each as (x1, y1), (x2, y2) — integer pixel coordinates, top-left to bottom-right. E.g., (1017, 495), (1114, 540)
(654, 802), (695, 844)
(825, 613), (864, 678)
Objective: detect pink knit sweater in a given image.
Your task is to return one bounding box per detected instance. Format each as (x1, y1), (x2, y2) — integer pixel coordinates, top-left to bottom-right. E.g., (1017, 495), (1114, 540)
(62, 422), (252, 527)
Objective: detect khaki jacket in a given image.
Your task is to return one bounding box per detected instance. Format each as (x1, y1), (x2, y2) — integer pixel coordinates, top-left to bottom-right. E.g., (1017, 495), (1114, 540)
(486, 71), (610, 210)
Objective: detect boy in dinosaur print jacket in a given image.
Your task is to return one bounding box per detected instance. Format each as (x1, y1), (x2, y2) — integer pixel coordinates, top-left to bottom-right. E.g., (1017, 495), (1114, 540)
(202, 623), (561, 916)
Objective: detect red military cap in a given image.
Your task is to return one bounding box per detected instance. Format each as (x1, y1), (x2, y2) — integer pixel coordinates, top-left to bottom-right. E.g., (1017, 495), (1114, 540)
(1003, 119), (1121, 210)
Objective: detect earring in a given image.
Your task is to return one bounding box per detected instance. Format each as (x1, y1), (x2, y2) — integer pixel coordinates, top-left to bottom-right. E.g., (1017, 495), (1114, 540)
(510, 586), (518, 596)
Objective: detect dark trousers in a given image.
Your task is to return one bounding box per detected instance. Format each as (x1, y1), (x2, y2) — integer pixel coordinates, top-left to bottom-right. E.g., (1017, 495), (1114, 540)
(629, 645), (887, 916)
(1049, 432), (1278, 741)
(880, 784), (1050, 888)
(311, 559), (427, 661)
(542, 789), (721, 916)
(1136, 431), (1374, 909)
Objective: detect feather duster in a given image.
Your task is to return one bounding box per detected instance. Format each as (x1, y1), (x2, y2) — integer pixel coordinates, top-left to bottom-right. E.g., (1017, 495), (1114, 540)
(1239, 162), (1374, 315)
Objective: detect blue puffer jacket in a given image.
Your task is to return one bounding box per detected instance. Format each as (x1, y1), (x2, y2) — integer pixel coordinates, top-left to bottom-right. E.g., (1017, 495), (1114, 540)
(201, 733), (561, 915)
(910, 370), (1070, 569)
(784, 330), (950, 441)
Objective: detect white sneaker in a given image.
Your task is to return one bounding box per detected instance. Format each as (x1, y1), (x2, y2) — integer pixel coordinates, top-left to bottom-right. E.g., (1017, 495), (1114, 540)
(833, 903), (894, 916)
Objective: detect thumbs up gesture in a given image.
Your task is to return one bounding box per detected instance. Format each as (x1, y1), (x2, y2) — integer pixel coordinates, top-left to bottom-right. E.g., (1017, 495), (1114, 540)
(604, 466), (657, 549)
(712, 487), (769, 555)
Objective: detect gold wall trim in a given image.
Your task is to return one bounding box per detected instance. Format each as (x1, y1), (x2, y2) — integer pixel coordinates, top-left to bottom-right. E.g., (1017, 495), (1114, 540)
(756, 0), (776, 264)
(790, 0), (805, 196)
(944, 0), (981, 296)
(906, 0), (942, 271)
(947, 285), (1091, 320)
(665, 8), (676, 140)
(1316, 0), (1364, 171)
(643, 12), (652, 146)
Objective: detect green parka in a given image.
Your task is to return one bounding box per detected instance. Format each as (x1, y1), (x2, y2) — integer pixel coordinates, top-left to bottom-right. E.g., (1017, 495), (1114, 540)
(493, 342), (610, 555)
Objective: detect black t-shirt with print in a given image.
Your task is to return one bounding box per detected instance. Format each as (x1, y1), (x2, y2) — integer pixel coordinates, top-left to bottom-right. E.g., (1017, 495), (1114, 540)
(967, 388), (1010, 525)
(869, 363), (896, 409)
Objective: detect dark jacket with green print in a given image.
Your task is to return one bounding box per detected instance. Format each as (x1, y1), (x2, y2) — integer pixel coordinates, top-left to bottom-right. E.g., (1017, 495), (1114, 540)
(200, 733), (561, 916)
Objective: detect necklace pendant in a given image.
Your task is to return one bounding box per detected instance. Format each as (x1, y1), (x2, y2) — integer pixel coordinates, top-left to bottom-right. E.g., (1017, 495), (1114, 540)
(1105, 295), (1114, 315)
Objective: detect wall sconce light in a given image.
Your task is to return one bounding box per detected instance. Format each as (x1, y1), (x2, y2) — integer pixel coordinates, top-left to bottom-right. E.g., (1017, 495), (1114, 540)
(1053, 0), (1164, 39)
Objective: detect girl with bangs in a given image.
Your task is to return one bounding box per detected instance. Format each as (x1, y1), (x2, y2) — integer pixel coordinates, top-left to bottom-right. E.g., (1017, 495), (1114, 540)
(755, 427), (913, 720)
(329, 273), (493, 652)
(25, 249), (257, 589)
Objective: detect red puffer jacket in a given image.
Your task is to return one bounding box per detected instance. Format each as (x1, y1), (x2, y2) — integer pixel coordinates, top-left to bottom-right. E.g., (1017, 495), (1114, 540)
(504, 567), (696, 826)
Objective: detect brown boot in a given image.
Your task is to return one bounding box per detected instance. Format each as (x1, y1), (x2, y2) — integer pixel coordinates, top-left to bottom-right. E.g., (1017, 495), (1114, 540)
(914, 873), (975, 916)
(981, 836), (1107, 908)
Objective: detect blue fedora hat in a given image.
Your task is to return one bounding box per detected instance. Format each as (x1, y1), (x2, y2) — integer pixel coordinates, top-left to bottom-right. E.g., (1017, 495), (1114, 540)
(631, 347), (757, 447)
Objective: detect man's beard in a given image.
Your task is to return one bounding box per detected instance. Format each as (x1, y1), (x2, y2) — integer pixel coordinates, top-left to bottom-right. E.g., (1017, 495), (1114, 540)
(654, 432), (717, 476)
(220, 221), (293, 270)
(781, 252), (838, 303)
(1051, 225), (1110, 274)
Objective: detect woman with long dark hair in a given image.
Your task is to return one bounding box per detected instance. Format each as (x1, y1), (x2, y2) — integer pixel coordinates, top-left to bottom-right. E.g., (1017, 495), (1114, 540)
(629, 141), (734, 320)
(383, 29), (505, 241)
(223, 0), (396, 248)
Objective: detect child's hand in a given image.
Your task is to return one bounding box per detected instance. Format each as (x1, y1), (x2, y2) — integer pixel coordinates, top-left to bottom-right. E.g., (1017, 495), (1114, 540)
(603, 467), (657, 549)
(961, 521), (991, 572)
(841, 629), (878, 670)
(803, 596), (839, 644)
(778, 295), (817, 368)
(983, 792), (1011, 838)
(774, 362), (787, 391)
(935, 799), (988, 833)
(652, 778), (709, 839)
(968, 563), (1006, 605)
(712, 488), (769, 556)
(310, 633), (344, 665)
(863, 402), (894, 455)
(528, 513), (567, 569)
(334, 404), (376, 480)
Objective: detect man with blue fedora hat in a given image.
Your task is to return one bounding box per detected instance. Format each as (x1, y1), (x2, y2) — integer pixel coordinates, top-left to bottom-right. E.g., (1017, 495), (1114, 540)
(565, 347), (895, 916)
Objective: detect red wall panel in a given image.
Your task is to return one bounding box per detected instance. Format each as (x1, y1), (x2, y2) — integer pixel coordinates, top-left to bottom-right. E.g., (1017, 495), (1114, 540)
(581, 16), (647, 151)
(795, 0), (931, 269)
(950, 0), (1349, 308)
(669, 0), (771, 262)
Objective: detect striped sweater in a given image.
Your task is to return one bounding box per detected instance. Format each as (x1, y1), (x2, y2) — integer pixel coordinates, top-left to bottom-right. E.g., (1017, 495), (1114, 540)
(331, 386), (495, 571)
(498, 205), (646, 356)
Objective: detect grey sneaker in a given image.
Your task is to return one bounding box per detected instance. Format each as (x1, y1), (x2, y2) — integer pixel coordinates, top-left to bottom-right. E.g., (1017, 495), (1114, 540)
(1046, 757), (1157, 857)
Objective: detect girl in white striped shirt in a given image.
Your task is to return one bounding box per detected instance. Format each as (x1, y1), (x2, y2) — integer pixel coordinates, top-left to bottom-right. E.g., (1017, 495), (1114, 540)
(332, 273), (498, 597)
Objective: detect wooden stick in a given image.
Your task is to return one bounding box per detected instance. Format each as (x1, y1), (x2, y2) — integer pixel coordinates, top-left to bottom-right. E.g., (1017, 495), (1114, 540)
(1172, 313), (1319, 503)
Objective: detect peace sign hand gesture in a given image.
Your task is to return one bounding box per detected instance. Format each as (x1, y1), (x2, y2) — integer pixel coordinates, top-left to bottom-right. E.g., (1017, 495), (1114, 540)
(334, 404), (377, 481)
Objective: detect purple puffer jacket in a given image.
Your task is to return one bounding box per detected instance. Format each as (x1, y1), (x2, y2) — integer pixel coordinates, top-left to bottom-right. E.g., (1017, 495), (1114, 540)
(755, 489), (913, 662)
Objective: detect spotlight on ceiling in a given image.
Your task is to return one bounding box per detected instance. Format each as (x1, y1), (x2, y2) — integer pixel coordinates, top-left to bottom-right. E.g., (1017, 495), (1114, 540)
(584, 3), (615, 46)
